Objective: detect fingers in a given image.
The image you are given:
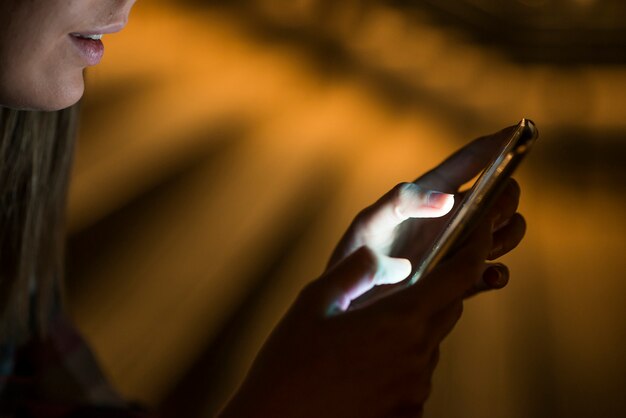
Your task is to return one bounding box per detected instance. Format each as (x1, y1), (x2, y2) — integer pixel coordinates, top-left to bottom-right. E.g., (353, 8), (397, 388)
(304, 246), (376, 316)
(487, 179), (521, 231)
(390, 222), (492, 315)
(307, 246), (412, 316)
(376, 255), (413, 285)
(464, 263), (510, 298)
(477, 178), (524, 259)
(416, 125), (517, 193)
(488, 214), (526, 260)
(482, 263), (510, 289)
(358, 182), (455, 235)
(327, 183), (454, 269)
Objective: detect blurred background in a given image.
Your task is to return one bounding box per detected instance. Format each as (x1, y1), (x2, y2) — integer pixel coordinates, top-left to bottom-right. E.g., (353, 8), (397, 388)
(65, 0), (626, 417)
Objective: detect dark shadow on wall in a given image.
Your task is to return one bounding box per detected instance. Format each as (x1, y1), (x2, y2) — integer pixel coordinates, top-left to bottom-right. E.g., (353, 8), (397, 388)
(158, 157), (343, 417)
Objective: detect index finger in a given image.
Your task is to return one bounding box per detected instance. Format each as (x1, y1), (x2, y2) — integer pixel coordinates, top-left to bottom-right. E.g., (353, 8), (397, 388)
(416, 125), (516, 193)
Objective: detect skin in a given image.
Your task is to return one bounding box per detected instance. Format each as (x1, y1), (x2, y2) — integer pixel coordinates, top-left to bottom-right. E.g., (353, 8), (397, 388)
(221, 128), (526, 417)
(0, 1), (527, 415)
(0, 0), (136, 110)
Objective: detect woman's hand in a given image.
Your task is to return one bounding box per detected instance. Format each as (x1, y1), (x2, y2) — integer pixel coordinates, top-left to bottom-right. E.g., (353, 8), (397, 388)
(221, 126), (528, 417)
(221, 223), (495, 418)
(328, 125), (526, 303)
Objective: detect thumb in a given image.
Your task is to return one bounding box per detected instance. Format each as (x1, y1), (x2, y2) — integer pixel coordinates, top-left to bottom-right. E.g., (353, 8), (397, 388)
(360, 183), (455, 239)
(311, 246), (411, 316)
(379, 182), (455, 221)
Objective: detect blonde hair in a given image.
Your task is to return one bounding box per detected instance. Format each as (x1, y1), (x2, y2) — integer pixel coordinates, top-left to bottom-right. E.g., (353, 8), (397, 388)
(0, 104), (79, 341)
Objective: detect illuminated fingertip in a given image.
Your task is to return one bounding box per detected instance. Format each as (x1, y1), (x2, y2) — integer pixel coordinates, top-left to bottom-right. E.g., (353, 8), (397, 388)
(393, 205), (409, 223)
(402, 192), (454, 219)
(376, 256), (412, 285)
(426, 192), (454, 216)
(441, 194), (455, 214)
(426, 191), (448, 208)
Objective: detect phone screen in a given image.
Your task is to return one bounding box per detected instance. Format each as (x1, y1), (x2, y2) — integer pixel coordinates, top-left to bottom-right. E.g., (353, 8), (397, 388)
(407, 118), (538, 285)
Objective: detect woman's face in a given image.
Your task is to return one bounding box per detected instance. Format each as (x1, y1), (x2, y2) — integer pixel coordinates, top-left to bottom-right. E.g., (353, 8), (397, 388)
(0, 0), (137, 110)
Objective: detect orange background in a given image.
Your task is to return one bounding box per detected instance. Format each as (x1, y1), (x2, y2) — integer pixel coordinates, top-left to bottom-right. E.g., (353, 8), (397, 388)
(66, 1), (626, 416)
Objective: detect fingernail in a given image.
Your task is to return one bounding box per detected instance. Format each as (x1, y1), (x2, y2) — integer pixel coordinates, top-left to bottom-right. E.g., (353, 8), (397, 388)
(483, 266), (508, 288)
(427, 191), (453, 209)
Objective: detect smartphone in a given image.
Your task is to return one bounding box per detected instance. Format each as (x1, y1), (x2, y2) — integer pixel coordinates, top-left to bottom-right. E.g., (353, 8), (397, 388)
(407, 118), (539, 285)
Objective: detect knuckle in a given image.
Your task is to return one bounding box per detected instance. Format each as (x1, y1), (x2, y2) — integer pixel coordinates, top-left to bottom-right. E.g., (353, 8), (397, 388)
(391, 182), (418, 215)
(392, 181), (415, 197)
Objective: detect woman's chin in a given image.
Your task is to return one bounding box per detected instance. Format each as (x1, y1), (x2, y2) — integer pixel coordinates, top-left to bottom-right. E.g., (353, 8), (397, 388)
(39, 80), (85, 111)
(1, 76), (84, 111)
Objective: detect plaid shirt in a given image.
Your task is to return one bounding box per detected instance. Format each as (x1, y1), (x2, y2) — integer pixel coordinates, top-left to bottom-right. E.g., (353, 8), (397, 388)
(0, 314), (156, 418)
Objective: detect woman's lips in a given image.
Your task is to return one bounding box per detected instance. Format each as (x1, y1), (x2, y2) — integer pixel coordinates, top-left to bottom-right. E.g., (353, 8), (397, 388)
(68, 22), (126, 66)
(69, 34), (105, 66)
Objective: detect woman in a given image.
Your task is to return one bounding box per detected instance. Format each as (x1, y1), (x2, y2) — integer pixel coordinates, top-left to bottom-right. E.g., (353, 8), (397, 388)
(0, 0), (526, 416)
